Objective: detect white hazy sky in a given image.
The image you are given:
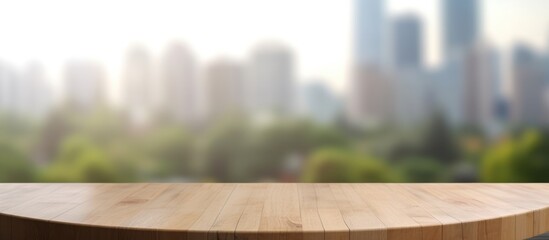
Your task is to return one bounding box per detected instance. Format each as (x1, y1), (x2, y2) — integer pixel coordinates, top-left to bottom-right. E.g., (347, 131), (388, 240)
(0, 0), (548, 97)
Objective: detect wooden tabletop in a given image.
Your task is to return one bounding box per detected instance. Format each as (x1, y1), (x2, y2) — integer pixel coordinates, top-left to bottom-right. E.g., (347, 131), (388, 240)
(0, 183), (548, 240)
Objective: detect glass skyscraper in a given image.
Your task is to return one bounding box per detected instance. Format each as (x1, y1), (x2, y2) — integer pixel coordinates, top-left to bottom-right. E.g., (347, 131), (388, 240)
(443, 0), (478, 59)
(391, 14), (422, 70)
(354, 0), (385, 67)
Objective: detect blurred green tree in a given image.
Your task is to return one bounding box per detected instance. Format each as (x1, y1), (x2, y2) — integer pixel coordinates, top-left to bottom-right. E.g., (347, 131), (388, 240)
(250, 119), (349, 181)
(34, 110), (71, 163)
(399, 157), (446, 182)
(145, 126), (194, 179)
(196, 118), (349, 182)
(419, 111), (459, 164)
(41, 136), (119, 182)
(482, 130), (549, 182)
(302, 148), (397, 182)
(196, 116), (253, 182)
(0, 140), (35, 182)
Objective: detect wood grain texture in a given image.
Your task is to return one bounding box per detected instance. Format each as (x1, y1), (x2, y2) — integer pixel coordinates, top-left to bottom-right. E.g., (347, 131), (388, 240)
(0, 183), (548, 240)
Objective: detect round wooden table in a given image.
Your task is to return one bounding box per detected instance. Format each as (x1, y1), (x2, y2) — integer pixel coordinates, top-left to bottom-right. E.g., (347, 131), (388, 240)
(0, 183), (548, 240)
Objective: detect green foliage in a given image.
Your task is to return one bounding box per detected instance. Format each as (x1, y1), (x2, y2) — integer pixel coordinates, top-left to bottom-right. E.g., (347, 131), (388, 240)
(399, 157), (446, 182)
(196, 117), (254, 182)
(419, 111), (459, 164)
(7, 104), (549, 184)
(251, 120), (349, 180)
(0, 114), (36, 182)
(41, 136), (119, 182)
(34, 110), (71, 162)
(482, 130), (549, 182)
(302, 148), (397, 183)
(145, 126), (194, 179)
(195, 118), (350, 182)
(0, 140), (35, 182)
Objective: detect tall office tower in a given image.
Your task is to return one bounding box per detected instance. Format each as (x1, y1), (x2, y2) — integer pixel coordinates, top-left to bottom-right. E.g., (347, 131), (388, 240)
(354, 0), (385, 66)
(429, 52), (466, 125)
(248, 42), (295, 117)
(435, 0), (479, 126)
(462, 43), (501, 130)
(390, 14), (422, 70)
(390, 14), (426, 126)
(64, 60), (106, 112)
(16, 63), (53, 118)
(348, 66), (393, 126)
(511, 44), (547, 126)
(442, 0), (479, 59)
(159, 42), (197, 123)
(349, 0), (391, 127)
(299, 81), (340, 123)
(393, 70), (429, 126)
(122, 46), (154, 124)
(0, 63), (18, 112)
(204, 58), (246, 119)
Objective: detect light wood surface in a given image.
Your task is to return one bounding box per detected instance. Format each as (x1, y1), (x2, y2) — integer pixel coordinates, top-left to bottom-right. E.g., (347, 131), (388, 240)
(0, 183), (548, 240)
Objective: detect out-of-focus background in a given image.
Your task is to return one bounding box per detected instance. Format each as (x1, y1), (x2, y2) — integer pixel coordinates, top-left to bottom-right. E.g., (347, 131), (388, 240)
(1, 0), (549, 183)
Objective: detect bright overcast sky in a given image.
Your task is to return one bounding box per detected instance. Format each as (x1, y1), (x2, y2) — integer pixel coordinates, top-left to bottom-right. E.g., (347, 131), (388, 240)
(0, 0), (548, 96)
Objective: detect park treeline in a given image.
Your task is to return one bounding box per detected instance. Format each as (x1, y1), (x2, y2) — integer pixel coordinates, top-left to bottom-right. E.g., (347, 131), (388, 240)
(1, 108), (548, 183)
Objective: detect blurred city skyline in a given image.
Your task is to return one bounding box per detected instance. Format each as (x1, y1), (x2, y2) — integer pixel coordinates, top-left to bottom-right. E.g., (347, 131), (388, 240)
(2, 0), (549, 183)
(1, 0), (549, 102)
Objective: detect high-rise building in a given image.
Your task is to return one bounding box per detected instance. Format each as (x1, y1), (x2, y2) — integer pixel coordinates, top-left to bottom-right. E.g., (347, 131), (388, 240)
(204, 58), (246, 119)
(389, 14), (427, 126)
(248, 42), (295, 117)
(435, 0), (481, 127)
(122, 45), (154, 123)
(390, 14), (422, 70)
(393, 69), (429, 126)
(348, 66), (393, 126)
(299, 81), (340, 123)
(511, 43), (547, 126)
(430, 54), (466, 125)
(17, 63), (53, 118)
(0, 63), (52, 118)
(349, 0), (391, 127)
(64, 60), (106, 111)
(0, 63), (18, 112)
(354, 0), (385, 66)
(159, 42), (197, 123)
(462, 43), (501, 131)
(442, 0), (479, 59)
